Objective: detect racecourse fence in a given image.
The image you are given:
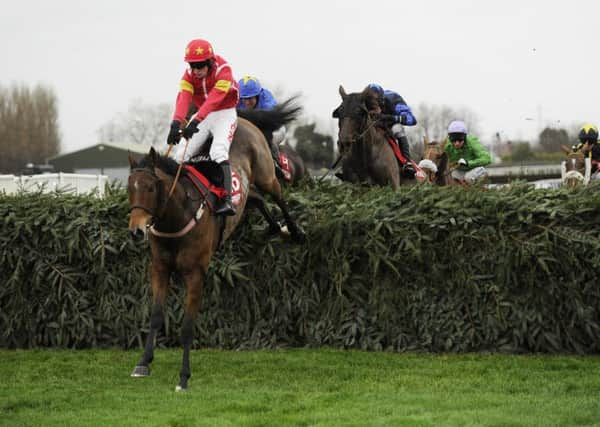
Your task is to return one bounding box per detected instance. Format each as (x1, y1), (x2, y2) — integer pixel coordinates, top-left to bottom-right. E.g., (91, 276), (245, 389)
(1, 182), (599, 353)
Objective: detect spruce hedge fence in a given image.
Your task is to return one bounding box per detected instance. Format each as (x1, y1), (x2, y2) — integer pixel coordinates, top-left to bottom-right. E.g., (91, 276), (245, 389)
(1, 182), (599, 353)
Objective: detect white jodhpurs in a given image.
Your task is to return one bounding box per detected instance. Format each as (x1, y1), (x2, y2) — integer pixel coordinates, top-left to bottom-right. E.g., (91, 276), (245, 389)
(173, 108), (237, 164)
(451, 166), (488, 183)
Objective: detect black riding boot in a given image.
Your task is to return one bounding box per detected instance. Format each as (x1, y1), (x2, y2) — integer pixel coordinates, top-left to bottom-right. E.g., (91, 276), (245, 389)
(215, 161), (236, 216)
(397, 135), (416, 178)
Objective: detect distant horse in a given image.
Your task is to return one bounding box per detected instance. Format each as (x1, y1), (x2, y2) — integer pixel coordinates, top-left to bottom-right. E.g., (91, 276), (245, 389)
(333, 85), (406, 189)
(236, 107), (309, 186)
(279, 143), (310, 185)
(419, 138), (452, 186)
(127, 105), (305, 391)
(560, 144), (591, 188)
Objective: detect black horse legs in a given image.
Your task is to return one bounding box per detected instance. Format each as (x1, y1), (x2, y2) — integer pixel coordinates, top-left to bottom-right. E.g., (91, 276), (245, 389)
(131, 303), (164, 377)
(176, 315), (195, 391)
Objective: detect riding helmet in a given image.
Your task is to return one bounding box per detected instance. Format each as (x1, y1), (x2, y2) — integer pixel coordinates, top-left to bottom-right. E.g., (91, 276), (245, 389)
(578, 124), (599, 143)
(184, 39), (214, 63)
(447, 120), (468, 134)
(238, 76), (263, 99)
(368, 83), (384, 98)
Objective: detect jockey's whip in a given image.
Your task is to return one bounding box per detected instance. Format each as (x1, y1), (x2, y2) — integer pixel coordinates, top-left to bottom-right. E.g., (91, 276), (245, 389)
(318, 153), (343, 183)
(167, 138), (189, 198)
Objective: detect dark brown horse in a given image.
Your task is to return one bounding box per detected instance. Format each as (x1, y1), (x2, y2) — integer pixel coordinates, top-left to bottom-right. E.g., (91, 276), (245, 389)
(127, 106), (305, 391)
(332, 85), (406, 189)
(279, 143), (310, 185)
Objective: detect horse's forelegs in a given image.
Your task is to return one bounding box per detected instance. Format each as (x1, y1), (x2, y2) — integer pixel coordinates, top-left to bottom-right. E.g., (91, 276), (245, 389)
(176, 267), (206, 391)
(176, 314), (194, 391)
(131, 304), (164, 377)
(131, 265), (168, 378)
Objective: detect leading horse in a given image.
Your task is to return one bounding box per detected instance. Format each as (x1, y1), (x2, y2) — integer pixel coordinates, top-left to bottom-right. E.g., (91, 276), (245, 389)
(333, 85), (414, 189)
(127, 103), (305, 391)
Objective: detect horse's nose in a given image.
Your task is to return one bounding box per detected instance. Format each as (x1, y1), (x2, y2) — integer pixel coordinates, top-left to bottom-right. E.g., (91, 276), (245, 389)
(129, 228), (146, 240)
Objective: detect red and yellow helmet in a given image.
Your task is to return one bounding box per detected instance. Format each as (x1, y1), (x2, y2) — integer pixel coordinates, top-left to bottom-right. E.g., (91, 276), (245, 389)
(184, 39), (214, 63)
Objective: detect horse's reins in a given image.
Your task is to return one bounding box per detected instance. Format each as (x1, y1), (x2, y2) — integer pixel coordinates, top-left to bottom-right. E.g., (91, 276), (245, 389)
(130, 137), (205, 239)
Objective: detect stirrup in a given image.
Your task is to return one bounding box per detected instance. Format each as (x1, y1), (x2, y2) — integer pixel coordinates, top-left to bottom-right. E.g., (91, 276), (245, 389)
(215, 198), (236, 216)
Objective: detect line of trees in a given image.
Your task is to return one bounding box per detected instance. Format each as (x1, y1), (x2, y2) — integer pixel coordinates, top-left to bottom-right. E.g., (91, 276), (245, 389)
(0, 84), (60, 173)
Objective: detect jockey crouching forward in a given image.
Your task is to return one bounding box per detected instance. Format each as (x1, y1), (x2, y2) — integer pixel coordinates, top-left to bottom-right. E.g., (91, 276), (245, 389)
(368, 83), (418, 179)
(237, 75), (287, 179)
(166, 38), (239, 216)
(443, 120), (491, 184)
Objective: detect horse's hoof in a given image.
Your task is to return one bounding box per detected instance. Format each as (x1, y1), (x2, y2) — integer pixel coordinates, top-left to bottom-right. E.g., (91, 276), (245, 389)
(130, 365), (150, 377)
(175, 385), (187, 392)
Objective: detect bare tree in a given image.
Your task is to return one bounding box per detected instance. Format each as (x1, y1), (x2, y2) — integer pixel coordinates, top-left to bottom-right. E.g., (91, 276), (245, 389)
(97, 98), (172, 148)
(0, 83), (60, 173)
(414, 103), (481, 142)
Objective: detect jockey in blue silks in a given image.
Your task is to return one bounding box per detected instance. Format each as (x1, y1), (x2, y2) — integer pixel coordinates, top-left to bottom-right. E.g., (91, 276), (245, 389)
(368, 83), (418, 178)
(238, 76), (286, 178)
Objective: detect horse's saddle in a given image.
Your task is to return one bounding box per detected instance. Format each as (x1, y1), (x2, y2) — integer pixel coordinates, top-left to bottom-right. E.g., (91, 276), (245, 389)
(183, 162), (226, 212)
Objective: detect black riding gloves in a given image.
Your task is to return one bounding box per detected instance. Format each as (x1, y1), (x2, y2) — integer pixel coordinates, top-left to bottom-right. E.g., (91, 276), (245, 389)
(182, 119), (200, 139)
(167, 121), (181, 145)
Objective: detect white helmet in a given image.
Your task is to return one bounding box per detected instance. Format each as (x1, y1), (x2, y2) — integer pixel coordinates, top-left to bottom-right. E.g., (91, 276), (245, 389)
(448, 120), (467, 134)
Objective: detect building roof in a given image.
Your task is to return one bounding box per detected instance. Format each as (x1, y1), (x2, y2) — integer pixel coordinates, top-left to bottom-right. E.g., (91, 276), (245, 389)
(47, 142), (153, 172)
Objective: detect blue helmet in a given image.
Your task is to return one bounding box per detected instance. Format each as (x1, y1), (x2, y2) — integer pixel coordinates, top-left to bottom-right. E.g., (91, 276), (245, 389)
(368, 83), (384, 98)
(238, 75), (262, 99)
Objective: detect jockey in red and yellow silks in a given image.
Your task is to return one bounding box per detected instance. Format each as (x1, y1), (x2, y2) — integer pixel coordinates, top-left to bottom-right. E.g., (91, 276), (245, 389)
(166, 38), (240, 216)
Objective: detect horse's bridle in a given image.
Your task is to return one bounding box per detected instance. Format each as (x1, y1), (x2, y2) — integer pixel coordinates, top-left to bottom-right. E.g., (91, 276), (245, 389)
(128, 167), (161, 219)
(129, 166), (206, 239)
(338, 104), (378, 150)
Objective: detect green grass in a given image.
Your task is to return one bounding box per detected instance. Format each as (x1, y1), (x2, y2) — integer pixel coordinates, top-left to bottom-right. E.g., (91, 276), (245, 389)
(1, 349), (599, 426)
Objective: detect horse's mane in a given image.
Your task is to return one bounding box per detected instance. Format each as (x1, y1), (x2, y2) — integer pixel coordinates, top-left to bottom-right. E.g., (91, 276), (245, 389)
(237, 96), (302, 133)
(138, 150), (180, 176)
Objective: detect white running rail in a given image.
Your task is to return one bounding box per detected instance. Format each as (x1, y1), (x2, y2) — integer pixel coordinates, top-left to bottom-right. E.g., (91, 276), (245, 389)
(0, 173), (108, 198)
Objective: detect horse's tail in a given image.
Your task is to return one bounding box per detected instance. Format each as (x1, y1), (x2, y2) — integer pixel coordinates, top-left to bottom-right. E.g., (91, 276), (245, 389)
(237, 96), (302, 133)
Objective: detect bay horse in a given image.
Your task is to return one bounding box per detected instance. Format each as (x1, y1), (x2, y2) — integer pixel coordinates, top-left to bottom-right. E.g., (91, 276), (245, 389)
(332, 85), (405, 189)
(560, 144), (591, 188)
(127, 104), (305, 391)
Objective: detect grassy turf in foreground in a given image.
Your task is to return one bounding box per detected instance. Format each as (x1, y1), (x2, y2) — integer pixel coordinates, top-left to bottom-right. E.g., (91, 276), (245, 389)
(0, 349), (599, 427)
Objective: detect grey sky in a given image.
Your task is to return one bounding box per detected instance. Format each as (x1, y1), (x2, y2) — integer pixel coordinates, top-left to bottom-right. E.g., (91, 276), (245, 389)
(1, 0), (597, 153)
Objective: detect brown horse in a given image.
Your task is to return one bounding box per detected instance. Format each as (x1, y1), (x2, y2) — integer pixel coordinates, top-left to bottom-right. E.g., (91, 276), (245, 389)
(560, 144), (591, 188)
(332, 85), (405, 189)
(420, 138), (453, 186)
(127, 107), (305, 391)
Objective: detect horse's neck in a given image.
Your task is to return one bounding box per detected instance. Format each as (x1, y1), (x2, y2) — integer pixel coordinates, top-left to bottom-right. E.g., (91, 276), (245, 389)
(155, 179), (193, 230)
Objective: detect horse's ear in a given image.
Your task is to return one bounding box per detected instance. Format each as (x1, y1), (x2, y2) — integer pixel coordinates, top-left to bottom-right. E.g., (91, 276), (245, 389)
(339, 85), (347, 98)
(361, 86), (371, 98)
(439, 151), (449, 172)
(148, 147), (159, 167)
(128, 151), (138, 169)
(560, 144), (572, 155)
